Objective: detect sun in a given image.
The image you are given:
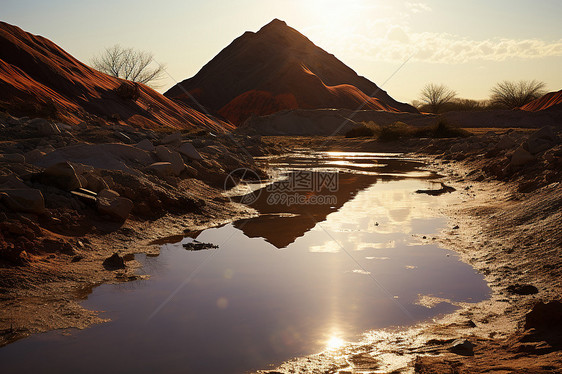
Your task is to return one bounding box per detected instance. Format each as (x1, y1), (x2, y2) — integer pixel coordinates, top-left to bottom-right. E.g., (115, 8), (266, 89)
(325, 336), (346, 350)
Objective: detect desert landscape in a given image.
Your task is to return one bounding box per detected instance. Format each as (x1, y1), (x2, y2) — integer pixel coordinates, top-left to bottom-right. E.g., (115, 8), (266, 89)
(1, 2), (561, 373)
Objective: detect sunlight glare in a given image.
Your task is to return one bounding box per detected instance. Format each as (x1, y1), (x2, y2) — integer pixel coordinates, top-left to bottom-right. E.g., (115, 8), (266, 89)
(325, 335), (346, 350)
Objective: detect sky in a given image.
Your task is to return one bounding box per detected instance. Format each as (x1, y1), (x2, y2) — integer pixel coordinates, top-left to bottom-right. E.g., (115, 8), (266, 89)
(2, 0), (561, 103)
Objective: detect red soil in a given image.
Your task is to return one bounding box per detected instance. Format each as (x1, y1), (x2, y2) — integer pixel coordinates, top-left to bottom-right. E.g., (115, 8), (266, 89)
(0, 21), (232, 132)
(519, 90), (562, 112)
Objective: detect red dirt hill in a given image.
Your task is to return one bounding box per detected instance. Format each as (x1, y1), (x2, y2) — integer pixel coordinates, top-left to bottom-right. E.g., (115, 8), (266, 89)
(165, 19), (417, 125)
(519, 90), (562, 112)
(0, 21), (231, 132)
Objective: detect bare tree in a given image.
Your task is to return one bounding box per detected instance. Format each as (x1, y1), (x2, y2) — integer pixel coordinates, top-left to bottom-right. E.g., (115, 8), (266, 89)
(490, 80), (546, 109)
(418, 83), (457, 113)
(91, 45), (166, 88)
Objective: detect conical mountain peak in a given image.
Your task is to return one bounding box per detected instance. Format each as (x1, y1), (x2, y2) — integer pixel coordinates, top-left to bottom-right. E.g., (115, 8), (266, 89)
(165, 20), (417, 125)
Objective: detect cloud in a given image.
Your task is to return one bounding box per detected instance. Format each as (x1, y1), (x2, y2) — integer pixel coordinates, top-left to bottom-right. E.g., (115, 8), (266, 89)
(405, 2), (432, 13)
(334, 25), (562, 63)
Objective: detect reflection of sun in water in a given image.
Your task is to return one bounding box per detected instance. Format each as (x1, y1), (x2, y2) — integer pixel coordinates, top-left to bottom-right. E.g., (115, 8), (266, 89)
(326, 336), (346, 350)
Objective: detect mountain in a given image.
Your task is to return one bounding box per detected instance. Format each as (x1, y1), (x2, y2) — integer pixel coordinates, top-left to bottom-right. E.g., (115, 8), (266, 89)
(165, 19), (417, 125)
(0, 21), (231, 132)
(519, 90), (562, 112)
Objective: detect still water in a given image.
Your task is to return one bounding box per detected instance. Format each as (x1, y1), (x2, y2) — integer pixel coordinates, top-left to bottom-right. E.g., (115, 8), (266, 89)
(0, 152), (489, 374)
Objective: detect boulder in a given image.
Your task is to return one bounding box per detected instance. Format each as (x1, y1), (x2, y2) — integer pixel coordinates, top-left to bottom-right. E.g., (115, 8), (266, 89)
(98, 188), (120, 200)
(524, 126), (557, 154)
(495, 134), (516, 150)
(97, 189), (133, 221)
(42, 161), (82, 191)
(155, 145), (185, 176)
(146, 162), (175, 178)
(524, 301), (562, 330)
(24, 149), (46, 164)
(103, 253), (126, 270)
(29, 118), (61, 136)
(115, 132), (132, 144)
(0, 188), (45, 214)
(35, 143), (153, 175)
(510, 146), (535, 167)
(177, 141), (203, 160)
(161, 132), (182, 145)
(2, 153), (25, 163)
(448, 339), (474, 356)
(82, 172), (108, 193)
(135, 139), (155, 152)
(507, 284), (539, 295)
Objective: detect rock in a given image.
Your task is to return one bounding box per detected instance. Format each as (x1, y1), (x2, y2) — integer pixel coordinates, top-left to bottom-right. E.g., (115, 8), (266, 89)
(82, 172), (108, 193)
(55, 122), (72, 131)
(102, 253), (126, 270)
(0, 174), (27, 189)
(29, 118), (61, 136)
(98, 188), (120, 200)
(36, 143), (153, 175)
(135, 139), (155, 152)
(2, 153), (25, 163)
(42, 161), (82, 191)
(495, 134), (516, 150)
(146, 162), (175, 178)
(448, 339), (474, 356)
(524, 126), (557, 154)
(155, 145), (185, 176)
(507, 284), (539, 295)
(524, 301), (562, 330)
(115, 132), (132, 144)
(97, 192), (133, 221)
(161, 132), (182, 145)
(24, 149), (46, 164)
(510, 146), (535, 167)
(177, 141), (203, 160)
(0, 188), (45, 214)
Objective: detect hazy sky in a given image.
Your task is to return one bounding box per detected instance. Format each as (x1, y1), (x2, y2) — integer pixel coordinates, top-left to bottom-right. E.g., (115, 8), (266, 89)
(3, 0), (561, 102)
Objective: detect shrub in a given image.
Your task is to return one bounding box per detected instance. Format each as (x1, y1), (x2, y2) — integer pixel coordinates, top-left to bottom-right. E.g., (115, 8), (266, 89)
(377, 121), (415, 142)
(345, 124), (375, 138)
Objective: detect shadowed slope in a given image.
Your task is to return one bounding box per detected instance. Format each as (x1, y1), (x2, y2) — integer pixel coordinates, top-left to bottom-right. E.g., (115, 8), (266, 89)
(166, 19), (416, 125)
(0, 21), (232, 132)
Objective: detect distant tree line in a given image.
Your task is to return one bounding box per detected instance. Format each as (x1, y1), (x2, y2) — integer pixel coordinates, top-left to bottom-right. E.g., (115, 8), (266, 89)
(414, 80), (547, 113)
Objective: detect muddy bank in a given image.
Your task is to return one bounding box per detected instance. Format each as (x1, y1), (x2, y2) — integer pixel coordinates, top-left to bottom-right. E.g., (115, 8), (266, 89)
(256, 128), (562, 373)
(0, 113), (284, 346)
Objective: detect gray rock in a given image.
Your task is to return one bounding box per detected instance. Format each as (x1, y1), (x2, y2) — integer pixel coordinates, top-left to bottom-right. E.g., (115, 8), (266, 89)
(161, 132), (182, 145)
(155, 145), (185, 176)
(177, 141), (203, 160)
(24, 149), (46, 164)
(43, 161), (82, 191)
(524, 126), (557, 154)
(1, 153), (25, 163)
(495, 134), (516, 150)
(146, 162), (175, 178)
(0, 188), (45, 214)
(29, 118), (61, 136)
(510, 146), (535, 167)
(97, 193), (133, 221)
(115, 132), (132, 144)
(135, 139), (155, 152)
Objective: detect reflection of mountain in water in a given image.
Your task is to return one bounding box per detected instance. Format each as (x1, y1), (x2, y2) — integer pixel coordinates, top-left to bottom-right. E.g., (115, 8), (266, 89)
(234, 156), (438, 249)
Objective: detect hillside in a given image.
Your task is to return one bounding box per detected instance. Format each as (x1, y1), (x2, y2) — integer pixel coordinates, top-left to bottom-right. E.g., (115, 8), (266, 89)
(0, 21), (231, 132)
(519, 90), (562, 112)
(165, 19), (417, 125)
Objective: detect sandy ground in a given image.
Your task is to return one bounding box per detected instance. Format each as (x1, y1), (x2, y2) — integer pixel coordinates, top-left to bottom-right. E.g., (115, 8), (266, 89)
(1, 131), (561, 373)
